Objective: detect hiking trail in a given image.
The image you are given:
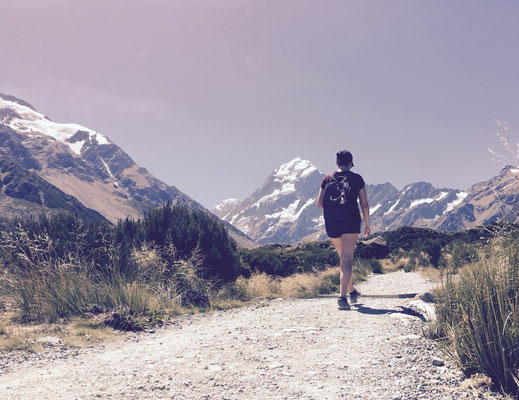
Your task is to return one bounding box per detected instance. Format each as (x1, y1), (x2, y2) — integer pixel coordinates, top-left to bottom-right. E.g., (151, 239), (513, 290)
(0, 271), (504, 400)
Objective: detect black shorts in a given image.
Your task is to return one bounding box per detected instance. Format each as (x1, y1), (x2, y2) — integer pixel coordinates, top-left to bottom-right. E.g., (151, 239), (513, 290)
(324, 218), (361, 238)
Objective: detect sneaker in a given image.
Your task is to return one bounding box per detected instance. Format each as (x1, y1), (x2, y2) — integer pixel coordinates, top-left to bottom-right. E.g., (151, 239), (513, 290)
(349, 289), (361, 304)
(338, 296), (351, 310)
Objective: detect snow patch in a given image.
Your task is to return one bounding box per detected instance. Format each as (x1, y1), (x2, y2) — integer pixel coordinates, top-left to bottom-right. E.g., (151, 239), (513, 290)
(252, 183), (296, 208)
(68, 140), (85, 155)
(100, 158), (119, 187)
(443, 192), (468, 214)
(313, 215), (325, 227)
(214, 198), (239, 211)
(437, 191), (449, 201)
(229, 210), (244, 225)
(264, 197), (315, 232)
(95, 134), (109, 145)
(275, 157), (316, 178)
(265, 199), (301, 222)
(0, 98), (110, 155)
(409, 191), (450, 209)
(384, 199), (400, 215)
(369, 203), (381, 214)
(409, 197), (435, 208)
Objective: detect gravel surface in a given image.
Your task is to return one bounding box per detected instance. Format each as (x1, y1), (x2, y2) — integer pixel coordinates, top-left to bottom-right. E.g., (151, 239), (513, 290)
(0, 271), (505, 400)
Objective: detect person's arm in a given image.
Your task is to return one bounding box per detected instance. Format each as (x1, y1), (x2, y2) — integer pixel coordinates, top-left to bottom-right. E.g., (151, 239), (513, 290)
(317, 187), (325, 209)
(358, 187), (371, 237)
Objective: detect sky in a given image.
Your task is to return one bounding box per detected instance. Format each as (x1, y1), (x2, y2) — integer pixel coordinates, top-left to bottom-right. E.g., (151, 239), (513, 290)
(1, 0), (519, 209)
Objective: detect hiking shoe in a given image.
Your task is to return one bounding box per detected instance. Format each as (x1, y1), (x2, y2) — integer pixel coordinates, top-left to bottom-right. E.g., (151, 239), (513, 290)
(349, 289), (361, 304)
(338, 296), (351, 310)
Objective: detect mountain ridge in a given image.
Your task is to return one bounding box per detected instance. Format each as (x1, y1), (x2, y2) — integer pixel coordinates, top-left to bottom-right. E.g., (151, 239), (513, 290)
(0, 93), (254, 248)
(214, 157), (519, 244)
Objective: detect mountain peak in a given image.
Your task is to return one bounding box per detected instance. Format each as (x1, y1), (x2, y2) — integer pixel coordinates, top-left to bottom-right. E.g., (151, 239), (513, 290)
(274, 157), (318, 180)
(214, 198), (240, 212)
(0, 95), (110, 155)
(0, 93), (37, 111)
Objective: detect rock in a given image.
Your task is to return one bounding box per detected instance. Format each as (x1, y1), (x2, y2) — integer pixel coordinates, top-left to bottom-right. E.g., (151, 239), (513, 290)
(432, 358), (445, 366)
(268, 362), (284, 369)
(395, 334), (420, 341)
(415, 292), (436, 303)
(356, 236), (390, 259)
(36, 336), (62, 346)
(406, 300), (437, 321)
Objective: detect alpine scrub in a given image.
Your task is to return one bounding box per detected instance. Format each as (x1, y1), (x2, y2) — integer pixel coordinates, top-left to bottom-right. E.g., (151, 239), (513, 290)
(433, 231), (519, 397)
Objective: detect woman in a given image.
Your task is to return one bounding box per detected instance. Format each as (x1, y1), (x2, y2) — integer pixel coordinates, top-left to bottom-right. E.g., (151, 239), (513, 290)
(317, 150), (371, 310)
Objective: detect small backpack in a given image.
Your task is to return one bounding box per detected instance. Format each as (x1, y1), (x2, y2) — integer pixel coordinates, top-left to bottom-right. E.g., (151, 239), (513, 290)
(323, 173), (354, 218)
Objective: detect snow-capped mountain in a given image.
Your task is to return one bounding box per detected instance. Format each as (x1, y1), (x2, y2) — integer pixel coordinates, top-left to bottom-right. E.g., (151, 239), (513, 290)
(367, 181), (465, 232)
(214, 158), (519, 244)
(214, 158), (325, 244)
(431, 165), (519, 230)
(0, 94), (253, 247)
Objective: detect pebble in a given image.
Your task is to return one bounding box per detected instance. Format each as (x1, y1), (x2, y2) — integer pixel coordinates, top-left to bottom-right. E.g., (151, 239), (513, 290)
(432, 358), (445, 366)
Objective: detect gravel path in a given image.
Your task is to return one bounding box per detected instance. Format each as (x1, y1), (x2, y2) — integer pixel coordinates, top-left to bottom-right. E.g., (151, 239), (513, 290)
(0, 271), (505, 400)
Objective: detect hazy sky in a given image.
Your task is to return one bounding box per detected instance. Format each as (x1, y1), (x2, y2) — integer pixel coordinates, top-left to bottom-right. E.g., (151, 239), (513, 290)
(1, 1), (518, 208)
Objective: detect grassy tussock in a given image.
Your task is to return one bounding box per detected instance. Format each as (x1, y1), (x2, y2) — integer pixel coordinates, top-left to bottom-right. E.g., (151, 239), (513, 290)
(433, 234), (519, 397)
(227, 259), (372, 301)
(0, 229), (202, 329)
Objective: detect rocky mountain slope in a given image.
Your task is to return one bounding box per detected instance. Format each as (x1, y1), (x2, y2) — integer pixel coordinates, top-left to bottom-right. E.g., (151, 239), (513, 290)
(214, 158), (519, 244)
(0, 157), (105, 221)
(431, 165), (519, 231)
(0, 94), (253, 247)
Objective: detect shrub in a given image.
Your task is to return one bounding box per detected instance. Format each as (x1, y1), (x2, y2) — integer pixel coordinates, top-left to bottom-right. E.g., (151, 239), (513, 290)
(115, 203), (242, 281)
(369, 259), (383, 274)
(239, 241), (338, 277)
(433, 234), (519, 396)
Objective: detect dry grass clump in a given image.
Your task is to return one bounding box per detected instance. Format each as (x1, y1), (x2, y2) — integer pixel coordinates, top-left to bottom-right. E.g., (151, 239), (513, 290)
(234, 270), (324, 300)
(225, 262), (367, 301)
(279, 273), (322, 298)
(238, 273), (281, 299)
(433, 233), (519, 397)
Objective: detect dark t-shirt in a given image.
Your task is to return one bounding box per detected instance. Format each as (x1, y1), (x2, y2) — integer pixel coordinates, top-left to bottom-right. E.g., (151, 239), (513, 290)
(321, 170), (365, 220)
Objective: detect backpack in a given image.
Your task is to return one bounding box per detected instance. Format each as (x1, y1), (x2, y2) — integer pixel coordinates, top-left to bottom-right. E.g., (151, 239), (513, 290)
(323, 173), (354, 218)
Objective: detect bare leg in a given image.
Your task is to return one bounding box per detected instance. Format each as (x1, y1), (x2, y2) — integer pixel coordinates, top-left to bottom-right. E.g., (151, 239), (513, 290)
(333, 245), (356, 293)
(330, 233), (359, 297)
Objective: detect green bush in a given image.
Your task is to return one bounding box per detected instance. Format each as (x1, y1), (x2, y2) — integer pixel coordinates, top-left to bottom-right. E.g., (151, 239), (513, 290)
(115, 203), (242, 281)
(369, 259), (383, 274)
(0, 205), (235, 324)
(239, 241), (338, 277)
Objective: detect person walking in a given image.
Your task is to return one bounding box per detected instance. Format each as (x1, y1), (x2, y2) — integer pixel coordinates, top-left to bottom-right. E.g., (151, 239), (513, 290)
(317, 150), (371, 310)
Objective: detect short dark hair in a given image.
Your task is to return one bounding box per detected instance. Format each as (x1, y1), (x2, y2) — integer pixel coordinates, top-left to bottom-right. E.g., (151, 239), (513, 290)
(336, 150), (354, 167)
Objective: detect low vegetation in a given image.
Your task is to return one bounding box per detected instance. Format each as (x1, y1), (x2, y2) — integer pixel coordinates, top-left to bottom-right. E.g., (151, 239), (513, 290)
(0, 205), (378, 348)
(431, 227), (519, 397)
(2, 202), (517, 398)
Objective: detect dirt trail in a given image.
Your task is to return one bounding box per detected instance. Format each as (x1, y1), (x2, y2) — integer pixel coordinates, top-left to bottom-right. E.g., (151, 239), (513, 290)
(0, 271), (504, 400)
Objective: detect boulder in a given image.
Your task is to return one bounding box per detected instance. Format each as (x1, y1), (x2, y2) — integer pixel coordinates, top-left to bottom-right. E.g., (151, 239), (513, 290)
(356, 236), (390, 259)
